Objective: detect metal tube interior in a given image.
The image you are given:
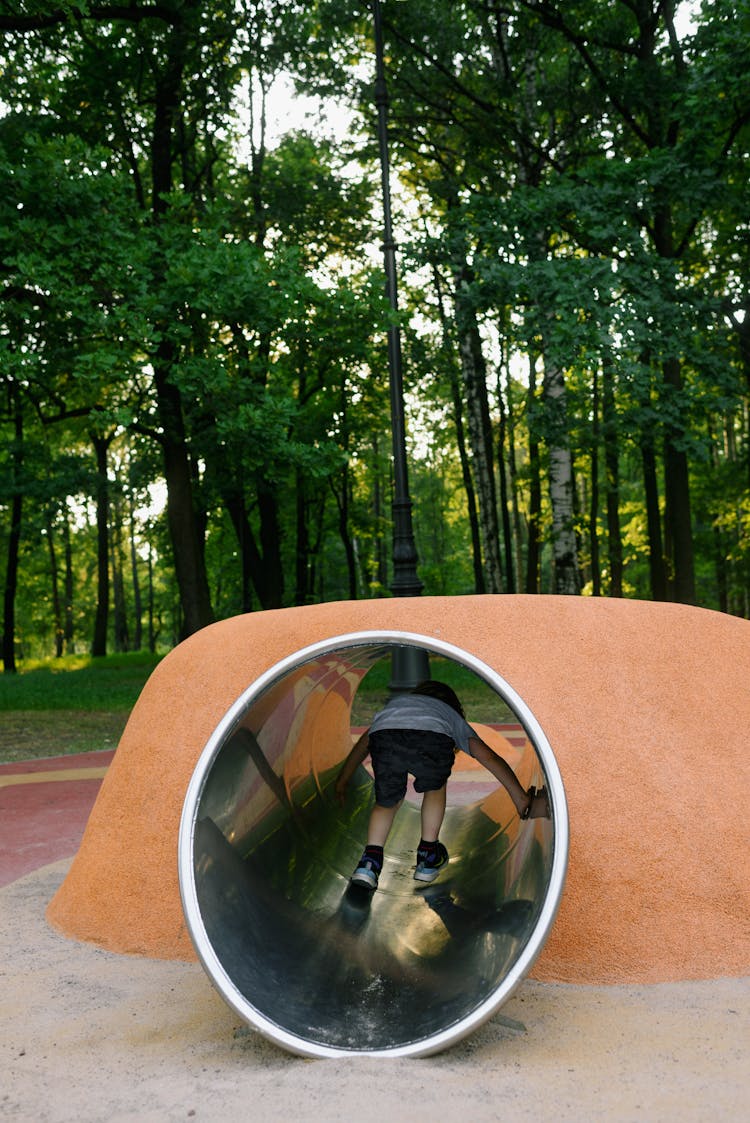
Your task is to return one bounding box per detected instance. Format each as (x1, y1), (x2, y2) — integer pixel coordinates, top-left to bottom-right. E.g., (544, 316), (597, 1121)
(178, 631), (568, 1058)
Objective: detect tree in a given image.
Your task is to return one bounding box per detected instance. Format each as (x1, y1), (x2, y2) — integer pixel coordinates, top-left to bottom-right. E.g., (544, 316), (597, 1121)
(514, 0), (750, 602)
(2, 0), (749, 659)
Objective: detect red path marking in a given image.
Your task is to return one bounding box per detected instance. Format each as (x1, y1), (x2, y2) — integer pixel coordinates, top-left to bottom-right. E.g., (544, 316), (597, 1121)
(0, 725), (526, 889)
(0, 751), (114, 888)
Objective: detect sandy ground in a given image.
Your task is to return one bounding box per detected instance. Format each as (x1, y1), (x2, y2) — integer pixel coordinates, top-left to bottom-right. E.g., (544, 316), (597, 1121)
(5, 600), (750, 1119)
(2, 860), (748, 1123)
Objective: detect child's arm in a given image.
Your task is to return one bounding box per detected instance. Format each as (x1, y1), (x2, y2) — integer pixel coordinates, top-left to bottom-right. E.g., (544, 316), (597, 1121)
(468, 736), (549, 819)
(335, 729), (371, 805)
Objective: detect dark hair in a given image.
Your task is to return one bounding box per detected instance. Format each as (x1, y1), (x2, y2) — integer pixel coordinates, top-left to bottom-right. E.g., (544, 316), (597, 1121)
(411, 680), (465, 718)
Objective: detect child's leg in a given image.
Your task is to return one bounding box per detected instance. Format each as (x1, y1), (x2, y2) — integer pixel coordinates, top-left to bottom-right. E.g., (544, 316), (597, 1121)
(415, 786), (450, 881)
(420, 785), (447, 842)
(367, 800), (403, 847)
(351, 800), (403, 888)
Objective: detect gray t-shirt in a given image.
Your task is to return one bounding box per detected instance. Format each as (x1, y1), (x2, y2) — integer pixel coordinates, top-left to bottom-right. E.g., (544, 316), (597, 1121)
(368, 693), (477, 756)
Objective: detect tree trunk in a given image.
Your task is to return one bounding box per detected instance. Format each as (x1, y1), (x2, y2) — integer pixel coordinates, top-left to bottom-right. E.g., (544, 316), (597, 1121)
(448, 363), (485, 594)
(221, 484), (278, 611)
(662, 356), (696, 604)
(45, 512), (64, 658)
(90, 433), (110, 658)
(589, 365), (601, 596)
(525, 355), (543, 594)
(541, 354), (581, 595)
(110, 483), (129, 652)
(146, 9), (214, 637)
(431, 260), (485, 593)
(226, 486), (254, 613)
(154, 355), (214, 635)
(503, 364), (523, 594)
(147, 540), (156, 652)
(496, 371), (516, 593)
(708, 434), (729, 614)
(2, 389), (23, 673)
(308, 493), (327, 603)
(63, 511), (75, 653)
(128, 494), (143, 650)
(601, 355), (623, 597)
(256, 483), (284, 608)
(330, 466), (358, 601)
(650, 192), (695, 603)
(454, 299), (504, 593)
(372, 437), (389, 594)
(294, 469), (310, 607)
(641, 434), (668, 601)
(731, 297), (750, 490)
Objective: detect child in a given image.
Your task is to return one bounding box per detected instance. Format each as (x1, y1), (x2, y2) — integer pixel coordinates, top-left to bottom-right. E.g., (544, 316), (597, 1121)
(335, 679), (549, 890)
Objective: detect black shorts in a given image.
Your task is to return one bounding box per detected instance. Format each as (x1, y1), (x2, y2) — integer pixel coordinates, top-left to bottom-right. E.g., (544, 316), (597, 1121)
(369, 729), (456, 807)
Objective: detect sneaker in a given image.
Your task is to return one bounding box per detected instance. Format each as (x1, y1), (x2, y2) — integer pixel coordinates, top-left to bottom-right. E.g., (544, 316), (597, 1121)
(414, 842), (449, 883)
(350, 858), (380, 890)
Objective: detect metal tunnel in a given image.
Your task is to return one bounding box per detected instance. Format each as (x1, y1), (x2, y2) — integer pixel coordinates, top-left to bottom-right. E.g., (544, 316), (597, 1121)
(177, 631), (568, 1058)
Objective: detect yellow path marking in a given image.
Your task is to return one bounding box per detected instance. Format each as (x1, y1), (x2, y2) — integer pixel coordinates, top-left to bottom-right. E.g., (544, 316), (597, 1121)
(0, 767), (109, 790)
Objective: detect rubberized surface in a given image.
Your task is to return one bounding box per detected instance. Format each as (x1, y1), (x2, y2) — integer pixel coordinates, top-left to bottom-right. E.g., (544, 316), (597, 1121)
(0, 751), (112, 888)
(46, 596), (750, 985)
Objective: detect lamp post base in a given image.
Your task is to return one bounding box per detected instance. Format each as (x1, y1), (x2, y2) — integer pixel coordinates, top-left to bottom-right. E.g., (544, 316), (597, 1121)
(389, 643), (431, 692)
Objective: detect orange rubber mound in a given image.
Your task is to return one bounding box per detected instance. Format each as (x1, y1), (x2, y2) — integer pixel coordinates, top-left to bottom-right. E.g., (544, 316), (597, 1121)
(46, 596), (750, 984)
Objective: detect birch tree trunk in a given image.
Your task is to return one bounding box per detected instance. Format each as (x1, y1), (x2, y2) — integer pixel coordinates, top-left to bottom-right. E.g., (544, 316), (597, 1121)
(542, 355), (581, 595)
(457, 322), (504, 593)
(44, 513), (63, 658)
(525, 355), (543, 594)
(497, 369), (516, 593)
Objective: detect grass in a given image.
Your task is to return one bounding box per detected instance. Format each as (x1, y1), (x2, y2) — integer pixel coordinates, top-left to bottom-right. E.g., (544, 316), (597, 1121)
(0, 652), (162, 763)
(0, 651), (162, 711)
(0, 711), (133, 762)
(0, 650), (514, 764)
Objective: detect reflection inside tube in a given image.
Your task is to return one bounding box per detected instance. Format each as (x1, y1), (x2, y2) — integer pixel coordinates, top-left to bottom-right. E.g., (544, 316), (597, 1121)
(188, 641), (557, 1054)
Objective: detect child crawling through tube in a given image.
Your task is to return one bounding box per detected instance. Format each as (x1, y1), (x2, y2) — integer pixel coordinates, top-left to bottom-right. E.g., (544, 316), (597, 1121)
(335, 680), (549, 890)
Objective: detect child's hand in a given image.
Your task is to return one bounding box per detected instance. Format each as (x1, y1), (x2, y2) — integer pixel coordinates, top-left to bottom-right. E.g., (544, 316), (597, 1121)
(521, 785), (551, 820)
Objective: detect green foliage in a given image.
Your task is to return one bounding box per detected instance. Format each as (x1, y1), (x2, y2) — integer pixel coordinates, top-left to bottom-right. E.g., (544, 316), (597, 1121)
(0, 0), (749, 664)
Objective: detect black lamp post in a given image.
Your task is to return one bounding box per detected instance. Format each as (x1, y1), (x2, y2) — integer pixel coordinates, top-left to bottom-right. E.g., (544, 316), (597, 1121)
(371, 0), (430, 690)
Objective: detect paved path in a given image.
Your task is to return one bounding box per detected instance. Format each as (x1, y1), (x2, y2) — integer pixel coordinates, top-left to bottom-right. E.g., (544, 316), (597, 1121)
(0, 751), (113, 887)
(0, 727), (527, 888)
